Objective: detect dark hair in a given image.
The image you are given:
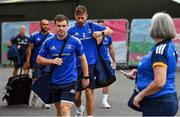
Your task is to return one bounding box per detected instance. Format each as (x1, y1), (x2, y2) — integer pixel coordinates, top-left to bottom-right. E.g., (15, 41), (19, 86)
(54, 14), (68, 24)
(97, 19), (104, 23)
(75, 5), (87, 15)
(40, 19), (49, 25)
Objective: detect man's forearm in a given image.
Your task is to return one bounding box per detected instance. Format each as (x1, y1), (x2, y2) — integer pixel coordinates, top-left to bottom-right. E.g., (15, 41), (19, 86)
(36, 55), (53, 65)
(26, 44), (33, 63)
(103, 27), (113, 36)
(80, 55), (89, 77)
(109, 45), (116, 63)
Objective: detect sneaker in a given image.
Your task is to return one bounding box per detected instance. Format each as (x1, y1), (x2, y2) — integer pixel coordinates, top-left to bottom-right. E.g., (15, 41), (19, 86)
(100, 102), (111, 109)
(75, 105), (86, 117)
(42, 103), (51, 109)
(31, 95), (38, 107)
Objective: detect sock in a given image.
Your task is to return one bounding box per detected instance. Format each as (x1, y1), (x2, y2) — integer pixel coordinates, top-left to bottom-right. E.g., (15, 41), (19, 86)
(87, 116), (93, 117)
(77, 105), (83, 111)
(102, 94), (109, 103)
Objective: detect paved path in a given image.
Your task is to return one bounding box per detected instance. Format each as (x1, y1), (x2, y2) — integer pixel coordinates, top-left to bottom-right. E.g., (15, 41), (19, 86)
(0, 67), (179, 116)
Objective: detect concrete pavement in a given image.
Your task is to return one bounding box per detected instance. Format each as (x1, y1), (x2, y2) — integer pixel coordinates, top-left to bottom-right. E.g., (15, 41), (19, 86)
(0, 67), (179, 116)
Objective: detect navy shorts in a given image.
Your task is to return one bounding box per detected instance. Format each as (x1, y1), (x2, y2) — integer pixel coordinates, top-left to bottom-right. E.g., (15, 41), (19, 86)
(141, 92), (178, 116)
(14, 55), (26, 68)
(76, 64), (96, 91)
(51, 82), (76, 104)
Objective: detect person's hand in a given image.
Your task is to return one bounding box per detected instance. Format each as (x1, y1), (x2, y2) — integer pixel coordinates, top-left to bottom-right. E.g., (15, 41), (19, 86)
(23, 62), (30, 70)
(126, 69), (137, 80)
(93, 31), (103, 38)
(133, 92), (144, 108)
(52, 58), (63, 66)
(112, 62), (116, 69)
(82, 78), (89, 89)
(17, 45), (21, 49)
(7, 41), (12, 48)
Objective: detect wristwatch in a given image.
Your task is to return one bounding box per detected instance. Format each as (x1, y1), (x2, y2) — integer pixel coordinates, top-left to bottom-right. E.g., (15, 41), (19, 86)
(83, 76), (90, 79)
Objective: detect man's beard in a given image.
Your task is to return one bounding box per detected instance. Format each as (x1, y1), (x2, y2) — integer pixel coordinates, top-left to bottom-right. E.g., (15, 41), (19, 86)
(77, 21), (85, 26)
(41, 28), (49, 33)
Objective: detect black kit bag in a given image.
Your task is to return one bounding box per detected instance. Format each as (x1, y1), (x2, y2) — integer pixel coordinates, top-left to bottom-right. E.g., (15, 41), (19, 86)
(88, 22), (116, 88)
(2, 69), (32, 105)
(31, 36), (69, 104)
(127, 80), (142, 112)
(7, 44), (20, 62)
(95, 56), (116, 88)
(31, 72), (52, 104)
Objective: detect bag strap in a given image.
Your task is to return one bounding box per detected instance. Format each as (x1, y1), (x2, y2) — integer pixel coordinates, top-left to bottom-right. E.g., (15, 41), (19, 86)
(36, 32), (49, 47)
(50, 35), (69, 73)
(88, 22), (105, 55)
(19, 68), (29, 78)
(58, 35), (69, 58)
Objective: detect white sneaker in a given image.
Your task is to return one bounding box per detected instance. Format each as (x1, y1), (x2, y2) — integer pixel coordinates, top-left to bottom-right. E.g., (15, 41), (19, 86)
(42, 103), (51, 109)
(31, 95), (38, 107)
(75, 105), (86, 117)
(100, 102), (111, 109)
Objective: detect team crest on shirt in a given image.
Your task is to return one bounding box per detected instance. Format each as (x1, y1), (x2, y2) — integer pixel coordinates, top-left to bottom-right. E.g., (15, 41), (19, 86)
(88, 29), (92, 33)
(66, 44), (72, 49)
(83, 33), (86, 38)
(51, 46), (56, 50)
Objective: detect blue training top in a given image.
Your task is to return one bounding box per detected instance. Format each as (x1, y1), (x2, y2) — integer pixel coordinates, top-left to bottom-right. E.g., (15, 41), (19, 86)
(137, 39), (178, 98)
(38, 34), (84, 85)
(99, 35), (112, 61)
(29, 31), (53, 64)
(68, 21), (105, 67)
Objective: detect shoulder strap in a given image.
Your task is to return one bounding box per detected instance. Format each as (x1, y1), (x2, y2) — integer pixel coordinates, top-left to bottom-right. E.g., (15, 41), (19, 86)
(88, 22), (104, 54)
(58, 35), (69, 58)
(37, 32), (49, 46)
(50, 35), (69, 73)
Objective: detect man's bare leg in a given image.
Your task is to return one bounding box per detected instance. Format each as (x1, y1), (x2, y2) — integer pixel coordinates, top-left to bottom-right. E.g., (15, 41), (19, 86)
(85, 88), (94, 116)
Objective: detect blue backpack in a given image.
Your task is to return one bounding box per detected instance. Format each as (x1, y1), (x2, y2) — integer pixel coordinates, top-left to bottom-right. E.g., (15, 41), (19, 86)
(7, 44), (19, 61)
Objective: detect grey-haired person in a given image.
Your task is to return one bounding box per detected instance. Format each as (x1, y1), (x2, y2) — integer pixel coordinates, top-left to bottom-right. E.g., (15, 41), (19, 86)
(127, 12), (178, 116)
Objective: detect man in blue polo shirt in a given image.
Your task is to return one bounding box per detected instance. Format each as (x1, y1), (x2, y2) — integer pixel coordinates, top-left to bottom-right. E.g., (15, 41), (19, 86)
(23, 19), (53, 109)
(68, 5), (113, 117)
(37, 14), (89, 117)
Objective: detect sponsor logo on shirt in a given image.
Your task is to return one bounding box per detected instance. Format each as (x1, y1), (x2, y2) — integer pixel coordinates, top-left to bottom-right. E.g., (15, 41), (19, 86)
(62, 53), (71, 56)
(37, 38), (41, 41)
(51, 46), (56, 50)
(52, 54), (59, 56)
(74, 32), (79, 36)
(79, 37), (92, 40)
(69, 89), (75, 94)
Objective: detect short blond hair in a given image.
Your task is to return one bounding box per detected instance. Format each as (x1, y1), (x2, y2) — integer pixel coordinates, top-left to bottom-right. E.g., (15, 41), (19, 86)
(150, 12), (177, 40)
